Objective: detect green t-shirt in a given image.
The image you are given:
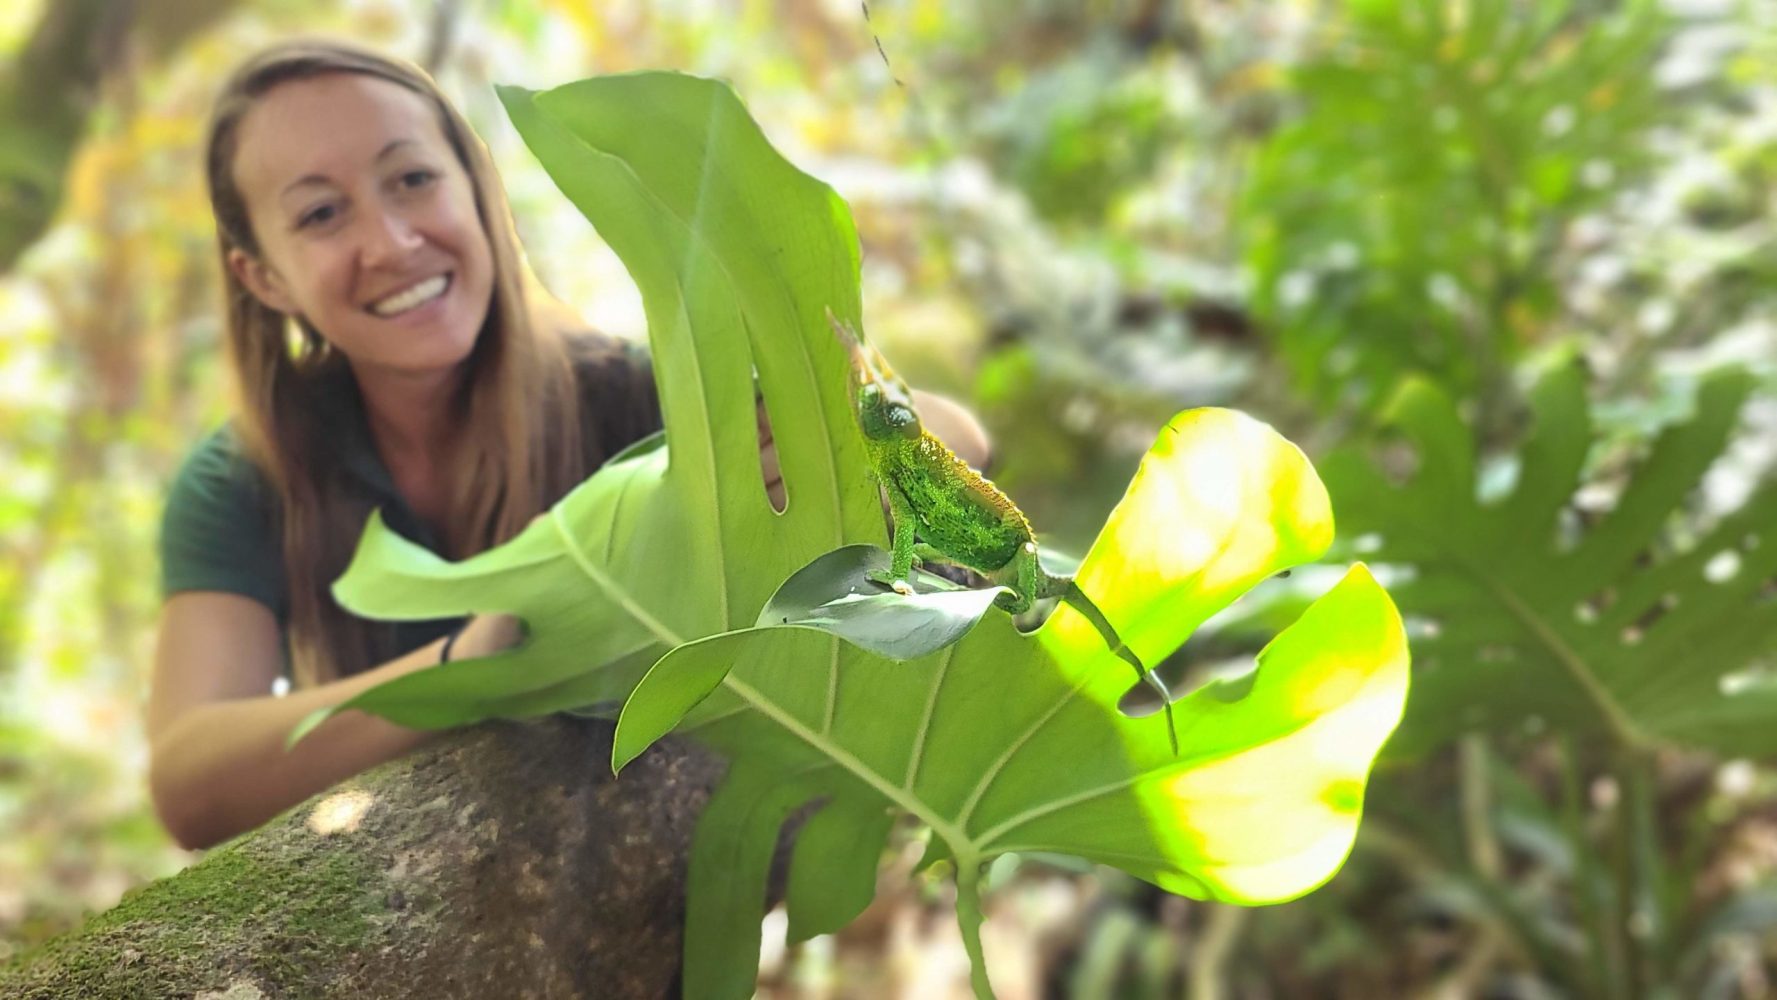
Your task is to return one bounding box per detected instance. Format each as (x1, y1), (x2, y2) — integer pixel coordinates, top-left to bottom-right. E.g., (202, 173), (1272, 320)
(159, 337), (663, 670)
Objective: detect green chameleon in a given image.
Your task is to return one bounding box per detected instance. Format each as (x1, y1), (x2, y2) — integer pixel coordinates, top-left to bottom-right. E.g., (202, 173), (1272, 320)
(828, 310), (1179, 754)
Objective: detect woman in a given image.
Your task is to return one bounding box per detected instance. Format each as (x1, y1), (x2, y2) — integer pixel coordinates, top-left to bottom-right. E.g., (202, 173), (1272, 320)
(149, 40), (986, 850)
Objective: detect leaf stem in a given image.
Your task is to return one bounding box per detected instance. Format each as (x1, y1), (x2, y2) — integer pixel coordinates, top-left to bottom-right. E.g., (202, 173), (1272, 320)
(1187, 903), (1248, 1000)
(1617, 748), (1664, 995)
(1558, 736), (1615, 999)
(954, 855), (994, 999)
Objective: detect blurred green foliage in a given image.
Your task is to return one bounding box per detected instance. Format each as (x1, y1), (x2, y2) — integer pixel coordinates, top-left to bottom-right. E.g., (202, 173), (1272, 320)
(1242, 0), (1668, 417)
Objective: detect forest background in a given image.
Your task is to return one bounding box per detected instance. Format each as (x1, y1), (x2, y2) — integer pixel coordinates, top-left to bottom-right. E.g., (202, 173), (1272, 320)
(3, 0), (1777, 996)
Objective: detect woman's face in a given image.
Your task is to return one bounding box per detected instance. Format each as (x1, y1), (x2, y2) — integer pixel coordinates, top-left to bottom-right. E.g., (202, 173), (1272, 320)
(227, 72), (495, 379)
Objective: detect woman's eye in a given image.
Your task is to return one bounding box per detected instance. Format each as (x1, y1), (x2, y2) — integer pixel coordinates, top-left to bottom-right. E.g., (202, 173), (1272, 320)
(399, 169), (437, 190)
(296, 204), (338, 229)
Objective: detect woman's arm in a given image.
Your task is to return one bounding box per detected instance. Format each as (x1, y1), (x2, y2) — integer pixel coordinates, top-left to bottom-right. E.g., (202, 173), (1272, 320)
(146, 593), (517, 850)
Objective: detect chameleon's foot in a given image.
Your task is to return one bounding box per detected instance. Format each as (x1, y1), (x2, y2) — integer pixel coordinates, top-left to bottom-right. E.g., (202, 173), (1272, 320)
(867, 569), (918, 596)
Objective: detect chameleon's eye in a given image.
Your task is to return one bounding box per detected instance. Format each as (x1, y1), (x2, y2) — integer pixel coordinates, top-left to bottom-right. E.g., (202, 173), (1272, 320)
(887, 404), (920, 434)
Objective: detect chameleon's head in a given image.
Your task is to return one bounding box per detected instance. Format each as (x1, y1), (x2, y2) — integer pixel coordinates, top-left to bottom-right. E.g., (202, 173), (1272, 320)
(827, 309), (922, 442)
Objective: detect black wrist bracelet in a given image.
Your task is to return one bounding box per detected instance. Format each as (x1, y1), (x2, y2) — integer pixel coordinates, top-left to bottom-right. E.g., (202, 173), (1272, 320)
(439, 622), (469, 664)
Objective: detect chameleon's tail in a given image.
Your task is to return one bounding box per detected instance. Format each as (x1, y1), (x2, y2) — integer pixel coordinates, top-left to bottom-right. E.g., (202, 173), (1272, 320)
(1063, 584), (1179, 756)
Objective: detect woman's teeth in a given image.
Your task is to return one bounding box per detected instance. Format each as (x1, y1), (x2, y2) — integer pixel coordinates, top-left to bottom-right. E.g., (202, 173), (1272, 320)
(370, 275), (449, 317)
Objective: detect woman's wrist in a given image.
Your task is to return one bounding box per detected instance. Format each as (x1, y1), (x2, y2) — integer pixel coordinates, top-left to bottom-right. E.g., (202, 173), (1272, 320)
(443, 614), (523, 662)
(438, 621), (469, 663)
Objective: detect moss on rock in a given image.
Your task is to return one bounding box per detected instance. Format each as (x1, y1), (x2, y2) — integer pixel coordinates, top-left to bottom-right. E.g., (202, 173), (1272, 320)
(3, 834), (386, 999)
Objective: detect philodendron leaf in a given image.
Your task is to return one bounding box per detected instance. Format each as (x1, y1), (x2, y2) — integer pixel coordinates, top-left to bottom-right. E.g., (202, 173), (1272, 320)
(1321, 362), (1777, 758)
(615, 408), (1408, 999)
(311, 71), (1409, 999)
(289, 433), (683, 745)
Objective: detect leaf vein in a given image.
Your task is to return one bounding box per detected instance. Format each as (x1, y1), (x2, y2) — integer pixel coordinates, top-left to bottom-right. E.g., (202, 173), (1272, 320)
(549, 506), (686, 647)
(955, 676), (1089, 831)
(722, 674), (969, 851)
(903, 644), (958, 791)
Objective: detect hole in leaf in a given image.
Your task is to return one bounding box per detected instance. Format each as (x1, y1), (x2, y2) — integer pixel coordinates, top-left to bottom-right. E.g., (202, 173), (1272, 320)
(1720, 660), (1777, 696)
(756, 386), (785, 513)
(1573, 479), (1626, 517)
(1579, 588), (1618, 622)
(1404, 616), (1442, 640)
(1118, 639), (1253, 719)
(1620, 593), (1678, 646)
(1704, 549), (1742, 583)
(1475, 451), (1521, 505)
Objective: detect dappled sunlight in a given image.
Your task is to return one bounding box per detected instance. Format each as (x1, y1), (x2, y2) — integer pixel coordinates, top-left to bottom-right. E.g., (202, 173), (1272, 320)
(307, 790), (375, 836)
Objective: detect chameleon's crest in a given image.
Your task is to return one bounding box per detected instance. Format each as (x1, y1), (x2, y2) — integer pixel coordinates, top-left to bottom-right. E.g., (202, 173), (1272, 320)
(827, 309), (920, 440)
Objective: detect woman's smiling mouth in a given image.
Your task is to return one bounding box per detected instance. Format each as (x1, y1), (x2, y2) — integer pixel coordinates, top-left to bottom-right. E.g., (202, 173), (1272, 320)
(368, 273), (451, 317)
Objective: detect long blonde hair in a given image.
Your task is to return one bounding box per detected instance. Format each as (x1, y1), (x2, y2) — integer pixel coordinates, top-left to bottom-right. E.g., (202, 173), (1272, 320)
(205, 39), (586, 685)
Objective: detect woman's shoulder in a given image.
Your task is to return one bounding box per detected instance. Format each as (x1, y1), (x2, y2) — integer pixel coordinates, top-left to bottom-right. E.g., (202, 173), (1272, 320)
(167, 423), (275, 506)
(560, 331), (662, 464)
(562, 330), (651, 378)
(161, 422), (286, 614)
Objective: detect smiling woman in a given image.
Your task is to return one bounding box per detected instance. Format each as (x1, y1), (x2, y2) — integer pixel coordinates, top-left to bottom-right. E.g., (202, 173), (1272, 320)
(147, 38), (989, 853)
(146, 39), (666, 850)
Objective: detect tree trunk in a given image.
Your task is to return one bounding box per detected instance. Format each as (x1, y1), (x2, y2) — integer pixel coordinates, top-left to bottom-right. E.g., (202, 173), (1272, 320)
(0, 716), (726, 999)
(0, 0), (243, 273)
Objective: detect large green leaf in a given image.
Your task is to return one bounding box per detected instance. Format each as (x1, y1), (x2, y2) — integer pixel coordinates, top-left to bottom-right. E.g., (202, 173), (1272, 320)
(311, 72), (1408, 998)
(1321, 362), (1777, 757)
(615, 409), (1408, 997)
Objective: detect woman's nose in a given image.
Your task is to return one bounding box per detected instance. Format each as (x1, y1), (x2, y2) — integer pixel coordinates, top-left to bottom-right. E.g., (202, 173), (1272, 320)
(359, 208), (423, 267)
